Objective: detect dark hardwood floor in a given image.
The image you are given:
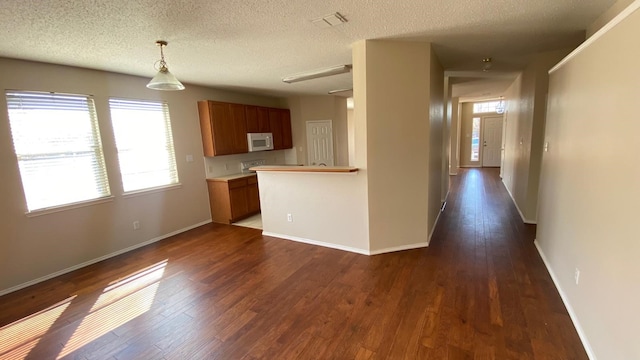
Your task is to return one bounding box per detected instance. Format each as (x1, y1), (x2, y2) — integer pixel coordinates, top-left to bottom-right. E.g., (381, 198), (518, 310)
(0, 168), (587, 359)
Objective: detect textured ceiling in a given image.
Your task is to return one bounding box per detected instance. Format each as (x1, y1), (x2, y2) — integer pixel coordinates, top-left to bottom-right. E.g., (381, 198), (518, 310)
(0, 0), (617, 99)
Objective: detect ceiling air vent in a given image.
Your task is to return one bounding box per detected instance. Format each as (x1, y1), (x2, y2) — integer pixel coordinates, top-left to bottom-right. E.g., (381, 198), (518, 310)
(312, 12), (348, 28)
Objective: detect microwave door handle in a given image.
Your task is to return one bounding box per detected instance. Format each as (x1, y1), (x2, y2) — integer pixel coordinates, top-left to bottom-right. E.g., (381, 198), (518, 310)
(267, 136), (271, 148)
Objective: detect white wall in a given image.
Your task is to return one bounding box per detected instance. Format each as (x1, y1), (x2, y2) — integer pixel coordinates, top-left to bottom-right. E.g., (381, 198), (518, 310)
(0, 57), (286, 294)
(587, 0), (635, 37)
(258, 171), (369, 253)
(287, 96), (349, 166)
(357, 40), (441, 252)
(257, 40), (445, 256)
(458, 103), (479, 168)
(449, 97), (460, 175)
(501, 49), (571, 223)
(537, 3), (640, 359)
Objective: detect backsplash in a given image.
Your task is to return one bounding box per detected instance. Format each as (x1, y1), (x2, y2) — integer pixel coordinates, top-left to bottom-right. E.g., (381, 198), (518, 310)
(204, 149), (294, 178)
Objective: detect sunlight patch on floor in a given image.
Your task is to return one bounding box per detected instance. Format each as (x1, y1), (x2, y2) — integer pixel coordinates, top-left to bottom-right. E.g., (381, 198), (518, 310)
(0, 296), (75, 359)
(56, 260), (168, 358)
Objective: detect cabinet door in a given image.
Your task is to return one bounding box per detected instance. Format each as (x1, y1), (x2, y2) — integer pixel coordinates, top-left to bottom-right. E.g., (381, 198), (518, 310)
(229, 187), (249, 221)
(198, 101), (215, 156)
(229, 103), (249, 153)
(246, 182), (260, 213)
(198, 101), (248, 156)
(268, 108), (284, 150)
(281, 109), (293, 149)
(246, 106), (270, 133)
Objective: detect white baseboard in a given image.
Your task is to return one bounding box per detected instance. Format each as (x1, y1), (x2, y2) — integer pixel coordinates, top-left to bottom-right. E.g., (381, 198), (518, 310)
(369, 242), (429, 255)
(501, 180), (537, 224)
(0, 220), (212, 297)
(261, 232), (370, 255)
(534, 240), (597, 360)
(262, 232), (429, 256)
(428, 209), (443, 246)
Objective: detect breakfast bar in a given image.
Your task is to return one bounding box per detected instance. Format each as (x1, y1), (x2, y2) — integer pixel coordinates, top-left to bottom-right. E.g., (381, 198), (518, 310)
(250, 165), (370, 254)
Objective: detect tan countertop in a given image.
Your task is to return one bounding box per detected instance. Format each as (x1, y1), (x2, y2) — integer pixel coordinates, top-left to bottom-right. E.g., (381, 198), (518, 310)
(250, 165), (358, 173)
(207, 173), (257, 181)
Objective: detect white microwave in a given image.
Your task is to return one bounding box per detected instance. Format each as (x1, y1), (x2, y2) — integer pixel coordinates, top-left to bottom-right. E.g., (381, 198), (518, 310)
(247, 132), (274, 152)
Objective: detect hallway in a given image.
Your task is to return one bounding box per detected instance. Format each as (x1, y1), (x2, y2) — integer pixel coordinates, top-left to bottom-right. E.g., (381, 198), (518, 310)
(0, 168), (587, 359)
(427, 167), (587, 358)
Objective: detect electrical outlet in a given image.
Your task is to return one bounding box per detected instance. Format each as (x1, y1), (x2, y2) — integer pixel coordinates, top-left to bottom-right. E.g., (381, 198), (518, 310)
(225, 163), (230, 170)
(574, 268), (580, 285)
(544, 142), (549, 152)
(133, 221), (140, 230)
(186, 154), (194, 162)
(287, 213), (293, 222)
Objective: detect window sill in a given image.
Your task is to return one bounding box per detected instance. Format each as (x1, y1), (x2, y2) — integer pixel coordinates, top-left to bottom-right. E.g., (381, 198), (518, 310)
(122, 183), (182, 199)
(26, 196), (115, 217)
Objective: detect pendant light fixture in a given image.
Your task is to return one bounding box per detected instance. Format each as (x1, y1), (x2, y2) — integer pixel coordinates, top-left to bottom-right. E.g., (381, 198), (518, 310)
(146, 40), (185, 91)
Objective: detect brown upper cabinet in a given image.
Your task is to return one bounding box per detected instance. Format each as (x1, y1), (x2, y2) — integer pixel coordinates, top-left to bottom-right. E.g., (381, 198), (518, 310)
(198, 100), (292, 156)
(198, 101), (249, 156)
(268, 108), (293, 150)
(245, 106), (270, 133)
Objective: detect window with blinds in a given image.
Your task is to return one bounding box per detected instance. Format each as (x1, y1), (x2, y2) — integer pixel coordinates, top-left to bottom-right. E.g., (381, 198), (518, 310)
(6, 91), (111, 212)
(108, 98), (179, 192)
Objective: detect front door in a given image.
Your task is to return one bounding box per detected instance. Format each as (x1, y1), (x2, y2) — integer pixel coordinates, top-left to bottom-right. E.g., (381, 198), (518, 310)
(482, 116), (503, 167)
(306, 120), (334, 166)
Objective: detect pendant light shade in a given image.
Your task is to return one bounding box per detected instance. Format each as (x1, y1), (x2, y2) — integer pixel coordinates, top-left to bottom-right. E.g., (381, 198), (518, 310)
(147, 40), (185, 91)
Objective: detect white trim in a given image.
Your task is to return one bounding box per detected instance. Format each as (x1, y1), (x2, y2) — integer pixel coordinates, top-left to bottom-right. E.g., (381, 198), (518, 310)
(261, 232), (429, 256)
(534, 240), (597, 360)
(501, 179), (537, 224)
(459, 165), (481, 168)
(25, 196), (115, 217)
(369, 242), (429, 256)
(550, 1), (640, 74)
(122, 183), (182, 198)
(428, 208), (443, 245)
(262, 204), (445, 256)
(262, 232), (370, 255)
(0, 220), (212, 296)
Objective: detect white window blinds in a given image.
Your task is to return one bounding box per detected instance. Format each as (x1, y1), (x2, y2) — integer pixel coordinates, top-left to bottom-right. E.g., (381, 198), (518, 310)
(108, 98), (179, 192)
(6, 91), (111, 212)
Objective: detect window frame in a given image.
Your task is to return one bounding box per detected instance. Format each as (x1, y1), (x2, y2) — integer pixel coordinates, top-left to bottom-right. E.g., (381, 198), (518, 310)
(5, 90), (112, 214)
(108, 98), (180, 194)
(473, 101), (501, 114)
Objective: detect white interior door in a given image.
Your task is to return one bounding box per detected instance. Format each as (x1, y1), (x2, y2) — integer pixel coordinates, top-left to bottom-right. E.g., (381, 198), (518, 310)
(306, 120), (334, 166)
(482, 116), (503, 167)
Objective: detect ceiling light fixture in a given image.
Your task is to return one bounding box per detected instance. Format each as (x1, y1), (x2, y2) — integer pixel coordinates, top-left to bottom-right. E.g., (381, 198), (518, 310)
(496, 96), (505, 114)
(282, 64), (352, 84)
(482, 57), (493, 72)
(328, 88), (353, 95)
(146, 40), (185, 91)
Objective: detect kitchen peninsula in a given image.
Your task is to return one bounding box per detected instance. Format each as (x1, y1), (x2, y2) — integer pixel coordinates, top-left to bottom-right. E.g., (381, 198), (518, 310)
(250, 165), (370, 255)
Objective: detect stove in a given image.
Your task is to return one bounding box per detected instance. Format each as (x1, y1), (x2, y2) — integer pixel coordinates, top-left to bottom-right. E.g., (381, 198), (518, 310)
(240, 159), (266, 173)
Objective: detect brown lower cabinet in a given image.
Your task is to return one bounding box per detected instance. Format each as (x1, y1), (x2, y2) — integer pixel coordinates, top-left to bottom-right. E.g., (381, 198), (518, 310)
(207, 175), (260, 224)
